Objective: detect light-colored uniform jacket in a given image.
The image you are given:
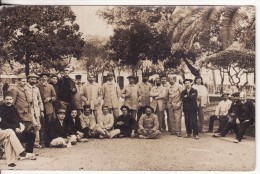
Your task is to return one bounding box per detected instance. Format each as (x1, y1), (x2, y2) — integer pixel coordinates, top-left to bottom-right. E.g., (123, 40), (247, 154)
(97, 113), (114, 131)
(79, 114), (96, 130)
(193, 84), (209, 107)
(73, 83), (83, 110)
(101, 81), (121, 109)
(121, 84), (139, 110)
(12, 85), (33, 122)
(137, 82), (152, 107)
(37, 82), (57, 115)
(27, 84), (44, 118)
(167, 83), (183, 110)
(81, 82), (102, 111)
(150, 85), (166, 112)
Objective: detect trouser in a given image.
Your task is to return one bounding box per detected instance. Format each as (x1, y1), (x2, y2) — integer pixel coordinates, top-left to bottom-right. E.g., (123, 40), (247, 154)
(109, 108), (119, 119)
(162, 108), (171, 131)
(0, 129), (24, 165)
(154, 105), (164, 130)
(34, 116), (41, 145)
(43, 113), (55, 147)
(236, 120), (254, 141)
(137, 129), (161, 139)
(208, 115), (228, 132)
(137, 106), (146, 122)
(129, 109), (137, 120)
(184, 111), (199, 136)
(16, 131), (35, 153)
(95, 127), (121, 138)
(169, 107), (182, 134)
(198, 107), (205, 132)
(60, 100), (72, 117)
(220, 122), (239, 137)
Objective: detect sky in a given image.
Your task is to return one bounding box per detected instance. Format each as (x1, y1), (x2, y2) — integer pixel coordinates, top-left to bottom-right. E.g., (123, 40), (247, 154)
(71, 6), (114, 38)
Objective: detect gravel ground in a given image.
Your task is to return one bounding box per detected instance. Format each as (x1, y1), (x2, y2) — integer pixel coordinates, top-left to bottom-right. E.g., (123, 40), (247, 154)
(0, 131), (255, 171)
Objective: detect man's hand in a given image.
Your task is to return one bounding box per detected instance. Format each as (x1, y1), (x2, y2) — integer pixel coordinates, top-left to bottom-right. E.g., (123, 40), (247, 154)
(236, 118), (240, 124)
(15, 128), (22, 133)
(40, 111), (44, 118)
(117, 121), (124, 125)
(44, 97), (51, 103)
(0, 117), (1, 122)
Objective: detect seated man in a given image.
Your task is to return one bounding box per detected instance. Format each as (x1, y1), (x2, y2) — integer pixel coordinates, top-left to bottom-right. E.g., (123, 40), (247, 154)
(0, 126), (35, 167)
(207, 92), (232, 133)
(48, 109), (75, 147)
(213, 92), (255, 143)
(79, 105), (98, 138)
(0, 92), (36, 154)
(66, 109), (88, 142)
(137, 106), (161, 139)
(96, 106), (120, 139)
(114, 105), (136, 138)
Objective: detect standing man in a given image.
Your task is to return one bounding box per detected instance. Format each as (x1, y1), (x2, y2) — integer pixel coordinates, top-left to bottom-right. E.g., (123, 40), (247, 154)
(58, 68), (77, 116)
(160, 74), (170, 132)
(27, 74), (44, 148)
(101, 72), (121, 119)
(121, 75), (139, 119)
(49, 74), (61, 114)
(150, 77), (166, 131)
(81, 74), (102, 119)
(137, 74), (152, 121)
(180, 79), (199, 139)
(73, 75), (83, 115)
(37, 72), (56, 147)
(167, 76), (183, 137)
(11, 74), (36, 130)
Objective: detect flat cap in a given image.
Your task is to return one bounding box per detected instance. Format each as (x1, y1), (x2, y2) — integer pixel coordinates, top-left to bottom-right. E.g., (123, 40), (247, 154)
(57, 109), (66, 114)
(27, 73), (39, 79)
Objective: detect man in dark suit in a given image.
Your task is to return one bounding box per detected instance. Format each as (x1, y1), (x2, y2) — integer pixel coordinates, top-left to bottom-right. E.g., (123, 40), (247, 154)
(0, 92), (36, 153)
(180, 79), (199, 139)
(48, 109), (74, 147)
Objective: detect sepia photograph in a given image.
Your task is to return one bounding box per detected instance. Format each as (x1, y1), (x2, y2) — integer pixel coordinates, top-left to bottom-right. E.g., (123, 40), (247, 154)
(0, 2), (257, 172)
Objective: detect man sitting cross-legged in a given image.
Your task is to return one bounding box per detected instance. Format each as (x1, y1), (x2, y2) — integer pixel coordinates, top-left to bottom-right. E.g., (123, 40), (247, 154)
(137, 106), (161, 139)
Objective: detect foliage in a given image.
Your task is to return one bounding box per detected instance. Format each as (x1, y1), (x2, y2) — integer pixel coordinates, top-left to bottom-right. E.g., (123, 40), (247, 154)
(0, 6), (85, 74)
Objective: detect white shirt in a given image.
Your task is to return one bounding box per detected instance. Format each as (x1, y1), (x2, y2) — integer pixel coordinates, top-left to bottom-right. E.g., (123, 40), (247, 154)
(215, 99), (232, 116)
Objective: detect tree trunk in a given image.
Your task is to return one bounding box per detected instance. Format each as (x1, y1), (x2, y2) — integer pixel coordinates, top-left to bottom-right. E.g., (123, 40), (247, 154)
(182, 57), (200, 77)
(25, 53), (30, 76)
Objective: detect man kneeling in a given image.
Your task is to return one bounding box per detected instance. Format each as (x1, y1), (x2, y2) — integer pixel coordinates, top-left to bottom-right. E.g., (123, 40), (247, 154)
(48, 109), (76, 147)
(138, 106), (161, 139)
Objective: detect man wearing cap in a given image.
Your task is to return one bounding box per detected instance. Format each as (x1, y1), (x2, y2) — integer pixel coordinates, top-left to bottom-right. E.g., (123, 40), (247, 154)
(27, 73), (44, 148)
(81, 74), (102, 119)
(73, 75), (83, 115)
(180, 79), (199, 139)
(137, 106), (161, 139)
(48, 109), (74, 147)
(49, 74), (61, 114)
(207, 92), (232, 133)
(37, 72), (57, 147)
(101, 72), (121, 119)
(167, 76), (183, 137)
(11, 73), (35, 129)
(121, 75), (139, 119)
(150, 77), (166, 131)
(137, 74), (152, 121)
(57, 68), (77, 115)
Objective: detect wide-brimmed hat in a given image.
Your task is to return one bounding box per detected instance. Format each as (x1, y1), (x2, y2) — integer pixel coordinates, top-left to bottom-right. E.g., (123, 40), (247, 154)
(17, 73), (27, 79)
(120, 105), (130, 111)
(57, 109), (66, 114)
(231, 92), (240, 97)
(27, 73), (39, 79)
(183, 79), (193, 83)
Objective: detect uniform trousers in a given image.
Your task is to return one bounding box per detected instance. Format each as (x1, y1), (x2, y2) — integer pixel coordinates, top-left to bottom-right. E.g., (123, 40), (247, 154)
(184, 111), (199, 136)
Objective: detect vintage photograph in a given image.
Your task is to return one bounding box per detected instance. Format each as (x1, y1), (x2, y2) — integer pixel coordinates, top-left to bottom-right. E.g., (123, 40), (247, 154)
(0, 5), (256, 171)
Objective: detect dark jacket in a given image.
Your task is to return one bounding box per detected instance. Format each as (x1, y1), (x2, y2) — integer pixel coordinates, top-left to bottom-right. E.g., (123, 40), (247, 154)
(180, 88), (198, 112)
(114, 114), (137, 137)
(48, 118), (70, 141)
(0, 104), (21, 131)
(57, 76), (77, 103)
(231, 100), (255, 122)
(65, 116), (82, 135)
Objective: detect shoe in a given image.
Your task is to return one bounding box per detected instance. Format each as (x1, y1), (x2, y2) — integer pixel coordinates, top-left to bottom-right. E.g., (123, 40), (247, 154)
(205, 130), (213, 133)
(194, 135), (200, 139)
(66, 140), (72, 148)
(212, 134), (221, 137)
(79, 138), (89, 142)
(99, 135), (104, 139)
(139, 135), (146, 139)
(183, 134), (191, 138)
(176, 133), (182, 137)
(18, 153), (36, 160)
(34, 144), (43, 148)
(170, 131), (176, 135)
(233, 139), (240, 143)
(8, 163), (16, 167)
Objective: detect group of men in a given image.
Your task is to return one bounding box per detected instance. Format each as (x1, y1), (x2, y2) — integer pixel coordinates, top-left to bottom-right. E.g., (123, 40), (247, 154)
(0, 69), (255, 167)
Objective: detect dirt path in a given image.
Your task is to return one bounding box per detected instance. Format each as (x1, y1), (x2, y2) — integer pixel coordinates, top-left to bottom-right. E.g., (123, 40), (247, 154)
(0, 132), (255, 171)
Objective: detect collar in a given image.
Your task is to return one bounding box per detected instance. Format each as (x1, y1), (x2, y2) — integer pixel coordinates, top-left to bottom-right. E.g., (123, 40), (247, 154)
(106, 81), (114, 85)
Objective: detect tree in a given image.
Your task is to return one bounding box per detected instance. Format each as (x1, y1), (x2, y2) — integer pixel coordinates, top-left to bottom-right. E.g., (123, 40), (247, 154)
(0, 6), (85, 75)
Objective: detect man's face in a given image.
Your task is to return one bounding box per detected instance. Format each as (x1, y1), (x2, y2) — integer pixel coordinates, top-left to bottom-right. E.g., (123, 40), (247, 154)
(122, 108), (128, 115)
(145, 108), (152, 116)
(88, 75), (95, 83)
(142, 76), (148, 83)
(71, 110), (77, 118)
(4, 96), (13, 106)
(195, 78), (202, 85)
(107, 75), (113, 81)
(185, 81), (191, 88)
(84, 108), (91, 116)
(41, 75), (48, 83)
(19, 78), (27, 87)
(161, 77), (167, 84)
(169, 77), (176, 85)
(51, 77), (58, 84)
(129, 78), (135, 84)
(57, 113), (65, 121)
(102, 107), (109, 114)
(222, 94), (228, 100)
(28, 77), (37, 85)
(76, 79), (81, 85)
(240, 93), (246, 101)
(63, 69), (69, 76)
